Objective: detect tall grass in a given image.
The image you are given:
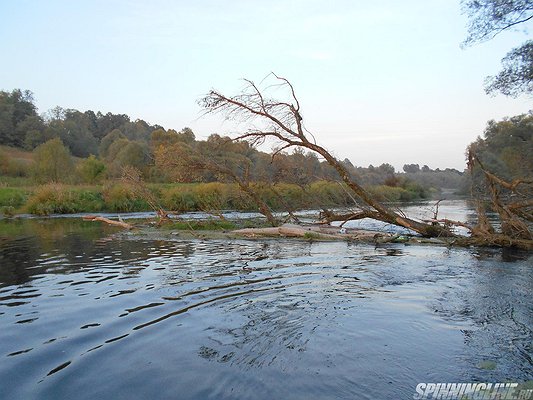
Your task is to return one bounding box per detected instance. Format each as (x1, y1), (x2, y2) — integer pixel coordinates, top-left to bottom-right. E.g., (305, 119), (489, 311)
(23, 184), (66, 215)
(102, 182), (149, 212)
(12, 180), (429, 216)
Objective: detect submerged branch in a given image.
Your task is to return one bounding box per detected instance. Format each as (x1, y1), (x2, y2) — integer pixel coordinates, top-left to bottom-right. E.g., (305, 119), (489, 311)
(82, 215), (134, 230)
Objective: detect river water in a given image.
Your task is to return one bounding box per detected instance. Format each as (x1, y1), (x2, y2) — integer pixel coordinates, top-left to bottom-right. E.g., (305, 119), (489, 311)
(0, 201), (531, 399)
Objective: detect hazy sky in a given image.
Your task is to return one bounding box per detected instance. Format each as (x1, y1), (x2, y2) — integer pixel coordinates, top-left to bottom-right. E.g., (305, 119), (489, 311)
(1, 0), (531, 170)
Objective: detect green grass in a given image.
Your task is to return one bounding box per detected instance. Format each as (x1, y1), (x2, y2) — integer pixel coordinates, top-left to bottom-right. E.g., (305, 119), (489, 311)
(0, 187), (30, 208)
(0, 176), (34, 187)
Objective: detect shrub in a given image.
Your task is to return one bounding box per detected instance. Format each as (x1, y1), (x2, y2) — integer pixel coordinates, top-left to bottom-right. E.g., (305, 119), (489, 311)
(368, 185), (412, 202)
(308, 181), (350, 207)
(32, 138), (74, 183)
(192, 182), (228, 211)
(25, 184), (80, 215)
(5, 159), (31, 177)
(1, 206), (16, 217)
(77, 155), (106, 184)
(272, 183), (305, 209)
(161, 185), (198, 212)
(102, 182), (149, 212)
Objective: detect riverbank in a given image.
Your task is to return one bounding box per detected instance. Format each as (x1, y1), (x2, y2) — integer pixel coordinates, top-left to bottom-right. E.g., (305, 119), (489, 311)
(0, 180), (431, 217)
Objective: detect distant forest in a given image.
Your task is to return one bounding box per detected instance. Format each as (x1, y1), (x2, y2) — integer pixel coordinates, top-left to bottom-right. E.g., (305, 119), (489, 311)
(1, 88), (528, 197)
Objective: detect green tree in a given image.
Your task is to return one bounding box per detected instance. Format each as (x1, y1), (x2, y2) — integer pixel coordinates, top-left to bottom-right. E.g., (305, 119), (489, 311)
(32, 138), (74, 183)
(99, 129), (125, 157)
(106, 138), (150, 177)
(462, 0), (533, 97)
(403, 164), (420, 173)
(0, 89), (43, 147)
(76, 155), (106, 183)
(94, 112), (130, 140)
(485, 41), (533, 96)
(467, 113), (533, 179)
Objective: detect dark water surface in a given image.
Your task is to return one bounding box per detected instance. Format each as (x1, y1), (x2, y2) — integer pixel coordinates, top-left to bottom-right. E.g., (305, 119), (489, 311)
(0, 210), (531, 399)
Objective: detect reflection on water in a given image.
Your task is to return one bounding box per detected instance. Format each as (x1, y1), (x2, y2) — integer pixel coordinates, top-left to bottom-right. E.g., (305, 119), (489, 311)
(0, 206), (531, 399)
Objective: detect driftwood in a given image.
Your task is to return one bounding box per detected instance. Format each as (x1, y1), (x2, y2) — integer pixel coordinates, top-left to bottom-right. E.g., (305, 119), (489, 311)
(233, 223), (394, 242)
(82, 215), (134, 230)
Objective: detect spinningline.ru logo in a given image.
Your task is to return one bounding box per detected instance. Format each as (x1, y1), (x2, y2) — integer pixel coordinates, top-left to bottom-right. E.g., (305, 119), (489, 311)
(413, 382), (533, 399)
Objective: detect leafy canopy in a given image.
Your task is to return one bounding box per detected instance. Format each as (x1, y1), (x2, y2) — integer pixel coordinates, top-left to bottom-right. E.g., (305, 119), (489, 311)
(462, 0), (533, 96)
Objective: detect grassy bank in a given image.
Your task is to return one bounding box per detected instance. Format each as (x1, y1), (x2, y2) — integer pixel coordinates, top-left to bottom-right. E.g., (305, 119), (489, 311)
(0, 180), (430, 217)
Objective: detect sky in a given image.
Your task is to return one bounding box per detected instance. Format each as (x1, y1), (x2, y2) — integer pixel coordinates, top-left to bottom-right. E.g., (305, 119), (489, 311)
(1, 0), (531, 170)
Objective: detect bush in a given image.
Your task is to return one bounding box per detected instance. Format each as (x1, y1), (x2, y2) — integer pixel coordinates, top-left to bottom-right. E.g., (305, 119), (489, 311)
(161, 185), (198, 212)
(272, 183), (305, 209)
(102, 182), (149, 212)
(32, 138), (74, 183)
(5, 159), (31, 177)
(1, 206), (16, 217)
(308, 181), (350, 207)
(77, 155), (106, 184)
(368, 185), (413, 202)
(225, 184), (256, 211)
(24, 184), (105, 215)
(0, 149), (32, 177)
(192, 182), (228, 211)
(25, 184), (80, 215)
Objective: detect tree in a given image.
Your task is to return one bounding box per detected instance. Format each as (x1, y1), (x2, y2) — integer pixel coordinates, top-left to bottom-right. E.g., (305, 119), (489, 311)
(462, 0), (533, 96)
(77, 155), (106, 183)
(95, 112), (130, 140)
(32, 138), (73, 183)
(106, 138), (150, 177)
(99, 129), (126, 157)
(467, 112), (533, 179)
(198, 74), (533, 248)
(199, 74), (454, 237)
(403, 164), (420, 173)
(0, 89), (43, 147)
(484, 40), (533, 96)
(150, 127), (196, 151)
(155, 134), (279, 225)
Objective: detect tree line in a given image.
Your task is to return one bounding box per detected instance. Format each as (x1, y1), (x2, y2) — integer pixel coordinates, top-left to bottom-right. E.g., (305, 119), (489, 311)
(0, 88), (467, 198)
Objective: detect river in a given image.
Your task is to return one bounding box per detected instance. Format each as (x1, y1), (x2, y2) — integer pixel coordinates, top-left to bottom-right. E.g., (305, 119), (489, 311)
(0, 200), (531, 399)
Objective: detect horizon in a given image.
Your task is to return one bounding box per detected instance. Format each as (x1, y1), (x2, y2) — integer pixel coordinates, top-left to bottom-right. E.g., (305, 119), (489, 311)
(1, 0), (531, 170)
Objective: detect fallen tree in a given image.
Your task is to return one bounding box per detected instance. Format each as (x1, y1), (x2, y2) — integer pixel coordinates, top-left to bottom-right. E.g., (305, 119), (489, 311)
(233, 223), (394, 242)
(199, 74), (532, 249)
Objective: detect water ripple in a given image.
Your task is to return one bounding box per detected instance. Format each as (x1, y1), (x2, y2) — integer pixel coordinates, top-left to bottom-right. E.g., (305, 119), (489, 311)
(0, 211), (532, 399)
